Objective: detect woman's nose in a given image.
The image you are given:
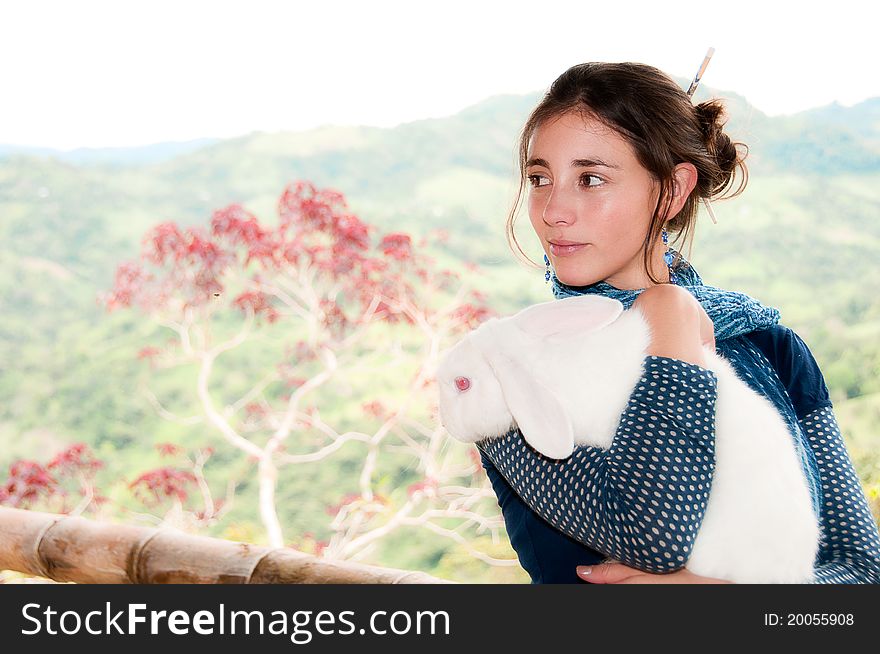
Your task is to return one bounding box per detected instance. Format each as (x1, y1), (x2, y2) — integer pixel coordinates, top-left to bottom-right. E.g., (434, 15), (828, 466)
(542, 187), (577, 226)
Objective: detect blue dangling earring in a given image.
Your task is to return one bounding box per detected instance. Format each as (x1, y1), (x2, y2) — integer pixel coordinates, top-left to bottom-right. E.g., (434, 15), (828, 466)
(662, 228), (679, 285)
(544, 253), (552, 284)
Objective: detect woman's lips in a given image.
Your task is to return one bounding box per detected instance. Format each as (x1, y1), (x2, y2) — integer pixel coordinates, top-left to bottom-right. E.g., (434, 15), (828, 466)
(549, 242), (588, 257)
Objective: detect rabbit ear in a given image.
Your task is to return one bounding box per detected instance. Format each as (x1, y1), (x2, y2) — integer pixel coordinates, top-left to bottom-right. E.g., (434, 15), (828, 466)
(510, 294), (624, 338)
(474, 322), (574, 460)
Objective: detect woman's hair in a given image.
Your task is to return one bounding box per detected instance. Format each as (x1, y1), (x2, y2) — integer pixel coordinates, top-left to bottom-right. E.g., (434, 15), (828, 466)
(507, 61), (749, 285)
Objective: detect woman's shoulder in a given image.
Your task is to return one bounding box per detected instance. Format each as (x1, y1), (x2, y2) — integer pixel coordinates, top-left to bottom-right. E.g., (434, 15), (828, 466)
(743, 323), (833, 419)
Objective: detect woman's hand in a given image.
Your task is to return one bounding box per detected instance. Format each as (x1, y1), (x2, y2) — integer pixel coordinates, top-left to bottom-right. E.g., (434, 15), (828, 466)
(577, 560), (733, 584)
(632, 285), (716, 366)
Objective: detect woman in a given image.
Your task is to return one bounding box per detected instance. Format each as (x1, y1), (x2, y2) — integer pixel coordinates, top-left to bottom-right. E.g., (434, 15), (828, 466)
(477, 62), (880, 584)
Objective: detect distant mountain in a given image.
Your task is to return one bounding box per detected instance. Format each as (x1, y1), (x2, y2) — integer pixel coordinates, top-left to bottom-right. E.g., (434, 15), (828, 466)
(1, 83), (878, 284)
(795, 97), (880, 140)
(0, 137), (222, 166)
(3, 83), (878, 175)
(748, 97), (880, 173)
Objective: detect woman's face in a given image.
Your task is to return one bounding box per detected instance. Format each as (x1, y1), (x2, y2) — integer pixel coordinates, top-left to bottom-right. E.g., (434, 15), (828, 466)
(526, 110), (666, 290)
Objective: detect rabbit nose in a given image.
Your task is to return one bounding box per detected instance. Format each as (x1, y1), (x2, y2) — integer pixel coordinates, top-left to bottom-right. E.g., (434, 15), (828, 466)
(454, 376), (471, 392)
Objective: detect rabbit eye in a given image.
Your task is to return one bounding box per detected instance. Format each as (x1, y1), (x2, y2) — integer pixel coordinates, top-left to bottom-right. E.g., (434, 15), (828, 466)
(454, 376), (471, 392)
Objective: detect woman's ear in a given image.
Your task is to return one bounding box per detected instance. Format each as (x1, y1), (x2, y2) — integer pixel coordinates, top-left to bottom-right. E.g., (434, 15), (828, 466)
(669, 163), (699, 216)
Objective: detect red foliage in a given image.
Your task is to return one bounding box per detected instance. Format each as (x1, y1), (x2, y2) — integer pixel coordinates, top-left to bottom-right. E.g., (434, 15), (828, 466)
(156, 442), (183, 458)
(129, 467), (198, 506)
(211, 205), (263, 241)
(100, 179), (492, 348)
(361, 400), (388, 420)
(406, 477), (439, 498)
(278, 181), (351, 234)
(290, 531), (330, 557)
(232, 290), (281, 324)
(143, 222), (185, 266)
(0, 460), (58, 508)
(102, 261), (153, 311)
(284, 339), (318, 364)
(282, 376), (308, 389)
(211, 204), (276, 267)
(193, 498), (225, 521)
(0, 444), (105, 511)
(324, 491), (390, 520)
(47, 443), (103, 477)
(244, 402), (267, 418)
(379, 233), (413, 261)
(451, 301), (496, 331)
(335, 213), (372, 252)
(317, 298), (350, 337)
(137, 346), (162, 361)
(325, 492), (362, 517)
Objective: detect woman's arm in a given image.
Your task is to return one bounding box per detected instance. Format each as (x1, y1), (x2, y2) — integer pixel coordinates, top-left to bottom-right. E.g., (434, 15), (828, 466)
(801, 405), (880, 584)
(480, 356), (719, 575)
(767, 327), (880, 584)
(479, 450), (608, 583)
(585, 405), (880, 584)
(479, 286), (719, 574)
(584, 328), (880, 584)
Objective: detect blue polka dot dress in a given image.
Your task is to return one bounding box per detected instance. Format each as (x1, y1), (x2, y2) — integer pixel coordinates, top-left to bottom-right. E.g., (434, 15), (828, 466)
(478, 329), (880, 583)
(802, 405), (880, 583)
(479, 356), (719, 574)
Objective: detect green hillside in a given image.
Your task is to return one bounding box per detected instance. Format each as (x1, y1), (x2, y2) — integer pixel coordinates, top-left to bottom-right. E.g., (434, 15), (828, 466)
(1, 83), (878, 582)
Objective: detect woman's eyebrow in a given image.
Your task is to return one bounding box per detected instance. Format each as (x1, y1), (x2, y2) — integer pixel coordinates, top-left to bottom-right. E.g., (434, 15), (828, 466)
(526, 157), (621, 170)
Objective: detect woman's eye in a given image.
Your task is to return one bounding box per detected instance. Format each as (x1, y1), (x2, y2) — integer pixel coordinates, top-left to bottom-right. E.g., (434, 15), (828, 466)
(527, 174), (549, 188)
(527, 174), (603, 189)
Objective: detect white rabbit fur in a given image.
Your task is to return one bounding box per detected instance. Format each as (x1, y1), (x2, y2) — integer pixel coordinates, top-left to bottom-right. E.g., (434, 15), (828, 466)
(436, 294), (820, 583)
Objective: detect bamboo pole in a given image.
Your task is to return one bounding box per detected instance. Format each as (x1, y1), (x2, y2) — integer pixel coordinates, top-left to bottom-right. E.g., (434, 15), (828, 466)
(0, 507), (452, 584)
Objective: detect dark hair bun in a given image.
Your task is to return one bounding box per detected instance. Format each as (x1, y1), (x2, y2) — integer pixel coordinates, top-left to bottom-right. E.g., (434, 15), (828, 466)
(694, 99), (747, 198)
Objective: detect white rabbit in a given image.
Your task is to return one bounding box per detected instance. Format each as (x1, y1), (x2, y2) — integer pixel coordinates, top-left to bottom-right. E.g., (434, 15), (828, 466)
(436, 294), (820, 584)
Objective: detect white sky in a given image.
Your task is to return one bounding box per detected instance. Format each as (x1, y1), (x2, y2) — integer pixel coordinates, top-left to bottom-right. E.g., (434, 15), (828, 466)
(3, 0), (877, 150)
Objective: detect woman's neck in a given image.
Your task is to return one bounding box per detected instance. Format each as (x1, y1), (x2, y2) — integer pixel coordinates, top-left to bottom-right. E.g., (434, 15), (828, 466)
(597, 248), (670, 291)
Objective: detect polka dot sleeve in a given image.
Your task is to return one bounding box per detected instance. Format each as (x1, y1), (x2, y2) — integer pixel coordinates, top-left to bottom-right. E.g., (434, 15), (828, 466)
(801, 406), (880, 584)
(477, 355), (718, 574)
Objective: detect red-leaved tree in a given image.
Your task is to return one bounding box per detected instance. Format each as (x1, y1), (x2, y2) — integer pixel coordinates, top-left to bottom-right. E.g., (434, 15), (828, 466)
(0, 441), (231, 532)
(127, 443), (233, 530)
(95, 180), (514, 566)
(0, 443), (107, 515)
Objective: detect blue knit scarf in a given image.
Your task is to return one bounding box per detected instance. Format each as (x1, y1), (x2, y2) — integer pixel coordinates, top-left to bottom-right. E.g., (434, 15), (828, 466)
(550, 249), (780, 339)
(549, 249), (823, 520)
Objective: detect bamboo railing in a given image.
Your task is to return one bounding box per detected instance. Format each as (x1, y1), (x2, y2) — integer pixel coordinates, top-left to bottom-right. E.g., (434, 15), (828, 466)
(0, 507), (451, 584)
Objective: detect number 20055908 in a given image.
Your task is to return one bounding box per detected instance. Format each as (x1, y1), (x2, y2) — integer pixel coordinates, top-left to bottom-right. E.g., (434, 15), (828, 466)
(764, 613), (854, 626)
